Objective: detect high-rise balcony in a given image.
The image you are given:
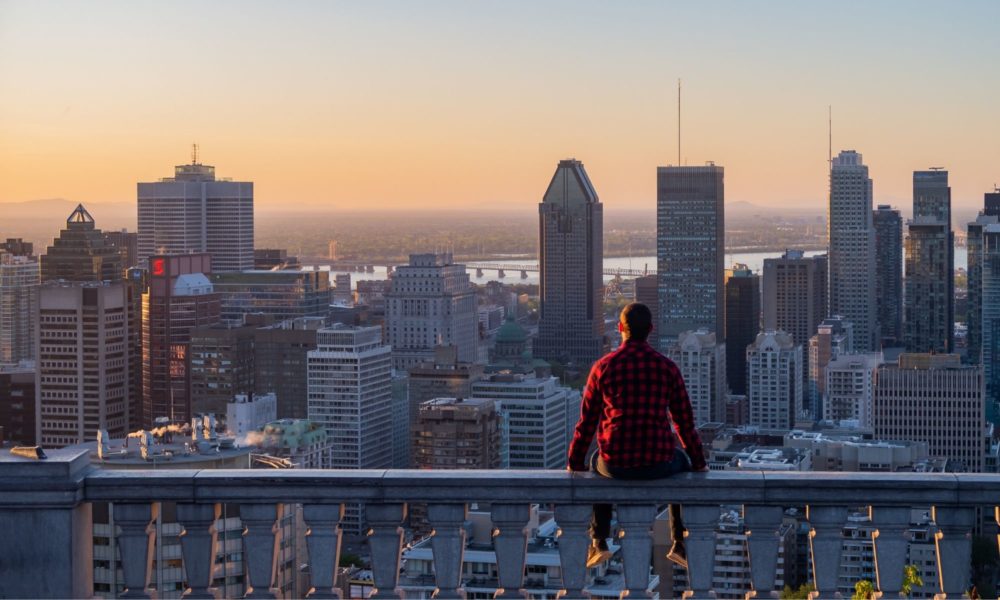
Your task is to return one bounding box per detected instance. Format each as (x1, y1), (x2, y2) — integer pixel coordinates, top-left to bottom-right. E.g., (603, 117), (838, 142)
(1, 449), (998, 598)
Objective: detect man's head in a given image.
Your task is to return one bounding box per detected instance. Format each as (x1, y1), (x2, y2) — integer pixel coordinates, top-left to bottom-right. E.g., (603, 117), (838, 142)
(618, 302), (653, 342)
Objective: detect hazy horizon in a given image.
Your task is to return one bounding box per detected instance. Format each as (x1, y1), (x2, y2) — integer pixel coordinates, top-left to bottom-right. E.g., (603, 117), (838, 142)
(2, 1), (999, 213)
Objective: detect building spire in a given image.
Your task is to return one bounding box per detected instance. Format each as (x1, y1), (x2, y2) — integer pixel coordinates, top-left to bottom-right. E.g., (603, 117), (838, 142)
(192, 143), (199, 165)
(67, 203), (94, 224)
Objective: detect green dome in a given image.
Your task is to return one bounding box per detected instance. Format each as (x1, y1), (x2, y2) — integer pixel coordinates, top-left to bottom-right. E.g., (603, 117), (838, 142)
(495, 314), (528, 344)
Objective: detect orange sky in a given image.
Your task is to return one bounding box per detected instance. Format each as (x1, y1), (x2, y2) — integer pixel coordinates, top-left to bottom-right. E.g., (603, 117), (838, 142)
(1, 1), (998, 214)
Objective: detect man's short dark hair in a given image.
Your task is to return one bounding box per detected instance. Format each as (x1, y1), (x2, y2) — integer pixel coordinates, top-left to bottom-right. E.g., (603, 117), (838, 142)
(620, 302), (653, 341)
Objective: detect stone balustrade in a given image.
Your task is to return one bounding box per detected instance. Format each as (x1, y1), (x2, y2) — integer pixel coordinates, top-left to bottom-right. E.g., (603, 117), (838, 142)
(1, 449), (999, 598)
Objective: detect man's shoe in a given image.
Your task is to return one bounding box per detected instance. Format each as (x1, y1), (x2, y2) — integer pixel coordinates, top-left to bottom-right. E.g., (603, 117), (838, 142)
(666, 540), (688, 570)
(586, 540), (612, 568)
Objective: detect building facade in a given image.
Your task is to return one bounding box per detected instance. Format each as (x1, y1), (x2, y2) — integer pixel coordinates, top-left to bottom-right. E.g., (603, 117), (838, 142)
(873, 205), (903, 347)
(829, 151), (877, 351)
(412, 397), (502, 470)
(385, 253), (479, 371)
(667, 329), (726, 425)
(808, 316), (854, 418)
(137, 159), (254, 273)
(746, 331), (802, 430)
(0, 362), (36, 445)
(472, 373), (580, 469)
(536, 159), (604, 365)
(657, 164), (725, 347)
(823, 353), (881, 428)
(189, 322), (257, 417)
(36, 281), (130, 447)
(142, 254), (220, 427)
(254, 316), (325, 420)
(873, 354), (985, 472)
(210, 270), (330, 324)
(724, 264), (760, 396)
(980, 223), (1000, 426)
(0, 251), (39, 364)
(965, 191), (1000, 365)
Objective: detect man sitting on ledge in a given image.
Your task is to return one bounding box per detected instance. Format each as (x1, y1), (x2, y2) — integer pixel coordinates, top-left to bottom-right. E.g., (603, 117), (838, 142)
(567, 302), (709, 569)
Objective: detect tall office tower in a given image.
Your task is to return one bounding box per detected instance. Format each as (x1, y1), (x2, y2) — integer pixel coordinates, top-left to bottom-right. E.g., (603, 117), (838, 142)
(904, 170), (953, 354)
(667, 329), (726, 425)
(657, 164), (725, 347)
(0, 251), (39, 364)
(36, 281), (130, 447)
(254, 316), (325, 419)
(874, 354), (985, 471)
(41, 204), (122, 282)
(980, 223), (1000, 425)
(385, 253), (479, 371)
(763, 250), (828, 402)
(0, 362), (37, 445)
(964, 191), (1000, 365)
(406, 345), (483, 466)
(823, 353), (880, 428)
(142, 254), (220, 426)
(137, 157), (254, 272)
(724, 264), (760, 396)
(873, 205), (903, 347)
(211, 269), (331, 323)
(103, 229), (139, 270)
(829, 151), (877, 351)
(808, 316), (854, 418)
(189, 322), (257, 417)
(307, 324), (392, 534)
(412, 397), (502, 470)
(472, 372), (581, 469)
(536, 159), (604, 365)
(634, 275), (660, 348)
(746, 331), (802, 430)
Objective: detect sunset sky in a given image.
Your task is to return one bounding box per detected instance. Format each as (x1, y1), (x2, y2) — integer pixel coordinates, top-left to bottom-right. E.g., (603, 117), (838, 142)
(1, 0), (998, 213)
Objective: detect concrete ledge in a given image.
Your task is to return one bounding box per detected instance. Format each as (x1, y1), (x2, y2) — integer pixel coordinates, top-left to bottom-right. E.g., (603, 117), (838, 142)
(70, 468), (1000, 508)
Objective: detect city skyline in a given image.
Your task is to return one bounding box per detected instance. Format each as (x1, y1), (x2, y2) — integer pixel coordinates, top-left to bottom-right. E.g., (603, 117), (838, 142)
(2, 1), (999, 213)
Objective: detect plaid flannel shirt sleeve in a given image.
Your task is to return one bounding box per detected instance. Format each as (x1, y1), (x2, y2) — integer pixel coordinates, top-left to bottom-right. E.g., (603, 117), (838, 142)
(567, 362), (602, 471)
(668, 364), (707, 470)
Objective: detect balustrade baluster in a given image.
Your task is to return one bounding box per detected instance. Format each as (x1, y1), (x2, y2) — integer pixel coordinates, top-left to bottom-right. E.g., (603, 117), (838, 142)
(367, 502), (407, 599)
(933, 506), (975, 598)
(427, 503), (468, 599)
(241, 503), (282, 599)
(177, 503), (220, 599)
(616, 504), (656, 599)
(806, 505), (847, 598)
(303, 503), (344, 599)
(681, 504), (719, 599)
(114, 502), (156, 599)
(744, 505), (784, 599)
(491, 503), (530, 599)
(871, 506), (909, 598)
(554, 504), (592, 599)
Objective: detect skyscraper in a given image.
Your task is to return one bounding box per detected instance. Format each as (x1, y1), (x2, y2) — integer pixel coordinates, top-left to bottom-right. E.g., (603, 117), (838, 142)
(724, 264), (760, 396)
(307, 324), (393, 534)
(980, 223), (1000, 425)
(385, 253), (479, 371)
(41, 204), (122, 283)
(808, 316), (854, 418)
(904, 170), (953, 353)
(965, 191), (1000, 365)
(873, 205), (903, 347)
(657, 164), (725, 347)
(142, 254), (221, 426)
(137, 157), (254, 272)
(536, 159), (604, 365)
(874, 354), (984, 471)
(189, 322), (257, 417)
(0, 250), (39, 364)
(634, 274), (660, 348)
(36, 281), (130, 447)
(823, 353), (880, 428)
(746, 331), (802, 430)
(413, 397), (501, 470)
(829, 151), (877, 351)
(667, 329), (726, 425)
(254, 316), (326, 420)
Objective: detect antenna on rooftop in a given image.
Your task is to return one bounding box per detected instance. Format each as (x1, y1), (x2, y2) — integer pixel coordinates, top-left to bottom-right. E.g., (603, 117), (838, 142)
(677, 79), (682, 166)
(828, 106), (832, 173)
(192, 143), (199, 165)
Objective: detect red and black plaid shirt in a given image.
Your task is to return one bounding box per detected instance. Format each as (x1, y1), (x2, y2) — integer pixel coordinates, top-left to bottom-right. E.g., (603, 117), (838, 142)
(567, 339), (706, 471)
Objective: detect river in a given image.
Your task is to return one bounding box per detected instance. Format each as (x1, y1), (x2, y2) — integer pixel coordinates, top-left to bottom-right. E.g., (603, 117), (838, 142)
(312, 247), (969, 287)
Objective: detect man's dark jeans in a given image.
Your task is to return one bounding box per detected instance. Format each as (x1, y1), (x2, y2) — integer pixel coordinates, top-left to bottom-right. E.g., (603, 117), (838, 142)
(589, 449), (692, 545)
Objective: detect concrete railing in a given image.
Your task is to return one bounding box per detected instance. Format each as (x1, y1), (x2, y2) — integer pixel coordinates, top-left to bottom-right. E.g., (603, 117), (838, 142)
(1, 449), (999, 598)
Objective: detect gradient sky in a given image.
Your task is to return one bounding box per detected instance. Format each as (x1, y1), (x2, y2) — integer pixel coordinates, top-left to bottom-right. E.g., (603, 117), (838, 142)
(1, 0), (998, 213)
